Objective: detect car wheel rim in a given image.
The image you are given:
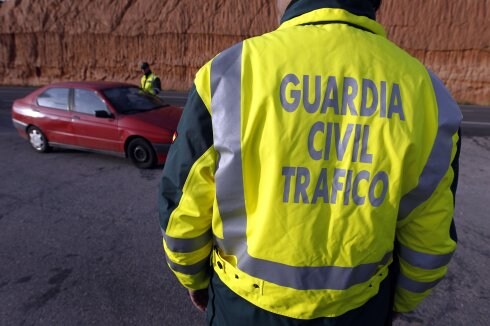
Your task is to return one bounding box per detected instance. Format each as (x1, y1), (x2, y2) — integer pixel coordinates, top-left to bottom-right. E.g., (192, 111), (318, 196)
(29, 130), (44, 150)
(133, 146), (148, 162)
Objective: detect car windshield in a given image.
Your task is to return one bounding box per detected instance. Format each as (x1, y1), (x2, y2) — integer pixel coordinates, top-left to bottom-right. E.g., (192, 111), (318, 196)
(103, 87), (167, 114)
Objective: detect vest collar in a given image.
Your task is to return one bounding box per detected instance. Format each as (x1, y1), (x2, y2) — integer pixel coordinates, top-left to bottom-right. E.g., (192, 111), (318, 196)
(278, 1), (386, 37)
(281, 0), (377, 23)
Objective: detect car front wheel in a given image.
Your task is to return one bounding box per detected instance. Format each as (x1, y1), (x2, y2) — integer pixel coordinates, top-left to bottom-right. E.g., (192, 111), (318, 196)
(128, 138), (156, 169)
(27, 126), (50, 153)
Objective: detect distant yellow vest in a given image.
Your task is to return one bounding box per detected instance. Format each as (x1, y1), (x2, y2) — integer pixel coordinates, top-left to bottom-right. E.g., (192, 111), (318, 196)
(140, 73), (158, 95)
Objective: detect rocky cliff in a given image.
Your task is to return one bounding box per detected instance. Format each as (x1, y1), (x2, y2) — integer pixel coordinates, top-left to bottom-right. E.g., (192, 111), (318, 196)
(0, 0), (488, 104)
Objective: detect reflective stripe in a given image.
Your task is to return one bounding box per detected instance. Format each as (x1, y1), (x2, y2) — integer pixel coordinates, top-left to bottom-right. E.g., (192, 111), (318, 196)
(211, 42), (247, 256)
(163, 229), (213, 253)
(397, 273), (443, 293)
(399, 244), (454, 270)
(165, 253), (210, 275)
(398, 70), (462, 221)
(210, 42), (391, 291)
(216, 236), (391, 290)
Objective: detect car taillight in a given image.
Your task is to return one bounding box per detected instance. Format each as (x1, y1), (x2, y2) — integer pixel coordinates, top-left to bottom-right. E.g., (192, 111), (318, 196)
(172, 131), (178, 143)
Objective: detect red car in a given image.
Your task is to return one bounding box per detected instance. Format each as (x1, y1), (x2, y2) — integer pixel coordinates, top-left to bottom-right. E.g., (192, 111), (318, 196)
(11, 81), (182, 168)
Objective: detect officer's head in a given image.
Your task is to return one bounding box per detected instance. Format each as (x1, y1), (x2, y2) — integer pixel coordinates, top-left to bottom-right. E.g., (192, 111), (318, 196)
(140, 62), (150, 74)
(276, 0), (383, 22)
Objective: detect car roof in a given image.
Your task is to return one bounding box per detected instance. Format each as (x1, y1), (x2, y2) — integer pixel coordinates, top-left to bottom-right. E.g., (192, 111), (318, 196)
(45, 81), (138, 91)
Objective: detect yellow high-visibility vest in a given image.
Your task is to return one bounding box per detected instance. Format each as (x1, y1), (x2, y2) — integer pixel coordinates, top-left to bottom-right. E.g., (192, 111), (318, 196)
(140, 73), (159, 95)
(161, 7), (462, 319)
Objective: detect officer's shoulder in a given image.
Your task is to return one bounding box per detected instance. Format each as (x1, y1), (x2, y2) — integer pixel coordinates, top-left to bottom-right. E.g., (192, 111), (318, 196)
(215, 30), (275, 58)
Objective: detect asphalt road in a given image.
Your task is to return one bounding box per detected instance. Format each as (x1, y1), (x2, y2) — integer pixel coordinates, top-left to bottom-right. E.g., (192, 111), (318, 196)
(0, 87), (489, 326)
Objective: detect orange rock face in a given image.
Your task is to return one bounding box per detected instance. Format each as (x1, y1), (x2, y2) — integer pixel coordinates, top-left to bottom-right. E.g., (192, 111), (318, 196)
(0, 0), (488, 104)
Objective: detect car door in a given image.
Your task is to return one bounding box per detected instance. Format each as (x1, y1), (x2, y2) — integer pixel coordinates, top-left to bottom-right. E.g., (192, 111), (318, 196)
(70, 88), (120, 152)
(35, 87), (76, 145)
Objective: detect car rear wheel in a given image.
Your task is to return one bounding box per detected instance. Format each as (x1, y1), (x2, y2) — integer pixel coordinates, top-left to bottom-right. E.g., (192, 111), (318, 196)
(128, 138), (156, 169)
(27, 126), (50, 153)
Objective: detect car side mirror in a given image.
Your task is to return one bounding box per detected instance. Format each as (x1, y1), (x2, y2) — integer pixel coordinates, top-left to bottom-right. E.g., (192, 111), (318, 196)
(95, 110), (113, 118)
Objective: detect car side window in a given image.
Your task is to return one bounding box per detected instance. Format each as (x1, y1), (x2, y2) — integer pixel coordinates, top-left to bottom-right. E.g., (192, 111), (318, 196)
(73, 89), (107, 115)
(37, 88), (69, 110)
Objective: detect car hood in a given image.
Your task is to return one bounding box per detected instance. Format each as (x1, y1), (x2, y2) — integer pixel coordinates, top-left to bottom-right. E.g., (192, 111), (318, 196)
(119, 106), (182, 133)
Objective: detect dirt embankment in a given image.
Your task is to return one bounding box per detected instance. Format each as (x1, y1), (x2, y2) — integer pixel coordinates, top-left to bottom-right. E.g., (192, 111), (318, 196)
(0, 0), (488, 104)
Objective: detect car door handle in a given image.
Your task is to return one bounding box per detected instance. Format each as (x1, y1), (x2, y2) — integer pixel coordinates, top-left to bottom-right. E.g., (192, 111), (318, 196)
(73, 115), (80, 120)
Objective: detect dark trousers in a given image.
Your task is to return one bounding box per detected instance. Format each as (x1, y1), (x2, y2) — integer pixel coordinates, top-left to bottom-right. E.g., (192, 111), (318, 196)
(206, 266), (396, 326)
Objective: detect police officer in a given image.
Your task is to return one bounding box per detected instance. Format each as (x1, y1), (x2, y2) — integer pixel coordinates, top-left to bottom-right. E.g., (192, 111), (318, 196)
(140, 62), (161, 95)
(158, 0), (462, 324)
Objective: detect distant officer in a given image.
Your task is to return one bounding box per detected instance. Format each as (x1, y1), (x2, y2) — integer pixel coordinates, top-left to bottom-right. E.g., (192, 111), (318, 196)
(140, 62), (161, 95)
(158, 0), (462, 325)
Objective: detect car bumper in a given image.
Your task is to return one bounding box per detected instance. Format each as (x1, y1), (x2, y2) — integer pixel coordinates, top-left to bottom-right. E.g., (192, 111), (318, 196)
(12, 119), (28, 139)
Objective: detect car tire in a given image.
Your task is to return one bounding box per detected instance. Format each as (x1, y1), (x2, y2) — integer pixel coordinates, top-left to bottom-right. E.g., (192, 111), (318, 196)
(27, 126), (50, 153)
(128, 138), (156, 169)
